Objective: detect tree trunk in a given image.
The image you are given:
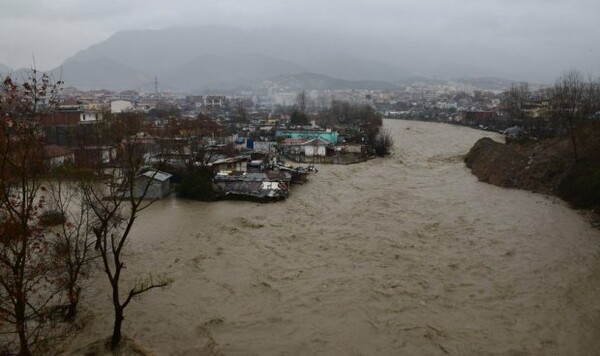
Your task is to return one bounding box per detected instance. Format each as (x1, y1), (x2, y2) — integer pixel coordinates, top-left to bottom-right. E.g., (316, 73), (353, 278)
(64, 301), (78, 322)
(568, 118), (579, 162)
(64, 287), (81, 322)
(110, 306), (124, 351)
(570, 133), (579, 162)
(16, 303), (30, 356)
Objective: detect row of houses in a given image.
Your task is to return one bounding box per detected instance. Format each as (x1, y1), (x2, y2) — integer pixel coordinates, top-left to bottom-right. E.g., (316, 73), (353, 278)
(36, 104), (366, 200)
(42, 144), (115, 170)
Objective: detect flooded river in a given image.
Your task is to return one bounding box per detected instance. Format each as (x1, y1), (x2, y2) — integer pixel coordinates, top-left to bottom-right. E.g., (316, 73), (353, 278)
(67, 120), (600, 355)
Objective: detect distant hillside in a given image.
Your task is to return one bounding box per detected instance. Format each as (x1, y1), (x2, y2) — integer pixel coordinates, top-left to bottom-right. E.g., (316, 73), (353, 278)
(398, 76), (519, 92)
(453, 77), (517, 91)
(168, 54), (306, 91)
(58, 25), (410, 91)
(398, 76), (448, 86)
(52, 58), (151, 91)
(2, 56), (517, 93)
(2, 67), (62, 83)
(64, 26), (248, 76)
(432, 61), (514, 81)
(307, 54), (408, 82)
(260, 72), (399, 91)
(34, 25), (536, 91)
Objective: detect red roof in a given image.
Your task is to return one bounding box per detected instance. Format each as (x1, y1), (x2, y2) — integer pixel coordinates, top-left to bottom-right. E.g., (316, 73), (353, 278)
(44, 145), (72, 158)
(38, 112), (80, 126)
(282, 138), (306, 145)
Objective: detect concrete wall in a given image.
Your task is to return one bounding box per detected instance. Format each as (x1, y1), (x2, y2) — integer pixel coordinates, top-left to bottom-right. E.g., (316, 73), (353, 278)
(305, 145), (326, 157)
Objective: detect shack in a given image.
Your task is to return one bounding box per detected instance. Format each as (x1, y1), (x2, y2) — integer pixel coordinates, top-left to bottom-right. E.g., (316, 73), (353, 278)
(43, 145), (74, 169)
(213, 171), (291, 201)
(303, 137), (333, 157)
(133, 170), (172, 199)
(209, 156), (248, 173)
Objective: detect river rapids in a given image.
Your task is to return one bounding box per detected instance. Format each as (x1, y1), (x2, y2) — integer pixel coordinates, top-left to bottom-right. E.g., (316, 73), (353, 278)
(65, 119), (600, 355)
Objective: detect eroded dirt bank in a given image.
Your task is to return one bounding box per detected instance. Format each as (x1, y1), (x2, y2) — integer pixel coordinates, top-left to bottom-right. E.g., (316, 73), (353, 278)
(62, 120), (600, 355)
(465, 136), (600, 220)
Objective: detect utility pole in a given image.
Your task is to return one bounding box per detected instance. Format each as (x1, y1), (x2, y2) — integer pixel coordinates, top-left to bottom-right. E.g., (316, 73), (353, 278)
(154, 76), (158, 95)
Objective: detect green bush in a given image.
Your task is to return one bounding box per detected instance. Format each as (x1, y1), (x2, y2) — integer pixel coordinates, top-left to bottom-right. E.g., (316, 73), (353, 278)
(560, 161), (600, 209)
(177, 170), (216, 201)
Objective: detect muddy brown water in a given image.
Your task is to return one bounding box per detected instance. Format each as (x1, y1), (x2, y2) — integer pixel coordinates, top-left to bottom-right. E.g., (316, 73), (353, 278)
(65, 120), (600, 355)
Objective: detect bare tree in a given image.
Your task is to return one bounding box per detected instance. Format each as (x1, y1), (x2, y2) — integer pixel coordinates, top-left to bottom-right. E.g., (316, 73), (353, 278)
(233, 101), (249, 124)
(79, 121), (170, 351)
(0, 72), (61, 355)
(296, 90), (307, 114)
(186, 114), (225, 169)
(578, 78), (600, 157)
(155, 113), (224, 172)
(373, 127), (394, 157)
(47, 169), (97, 321)
(501, 82), (530, 130)
(549, 70), (599, 162)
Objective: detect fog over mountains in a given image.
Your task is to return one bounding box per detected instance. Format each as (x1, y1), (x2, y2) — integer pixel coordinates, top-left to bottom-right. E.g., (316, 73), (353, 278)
(0, 25), (554, 91)
(57, 25), (415, 91)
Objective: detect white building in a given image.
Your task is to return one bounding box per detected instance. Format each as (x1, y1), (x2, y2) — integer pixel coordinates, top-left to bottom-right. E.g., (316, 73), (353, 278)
(303, 137), (331, 157)
(110, 100), (134, 114)
(80, 111), (103, 124)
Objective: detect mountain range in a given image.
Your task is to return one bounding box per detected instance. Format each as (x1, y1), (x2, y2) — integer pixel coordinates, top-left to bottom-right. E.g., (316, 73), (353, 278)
(0, 25), (521, 92)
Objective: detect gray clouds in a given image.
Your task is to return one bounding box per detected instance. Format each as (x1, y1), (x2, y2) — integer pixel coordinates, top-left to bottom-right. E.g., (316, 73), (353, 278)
(0, 0), (598, 81)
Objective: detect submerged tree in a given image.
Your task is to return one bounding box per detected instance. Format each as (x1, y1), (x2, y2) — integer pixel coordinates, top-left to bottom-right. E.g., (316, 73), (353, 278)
(47, 167), (97, 321)
(363, 111), (383, 152)
(80, 117), (170, 350)
(373, 128), (394, 156)
(319, 100), (383, 146)
(0, 72), (61, 355)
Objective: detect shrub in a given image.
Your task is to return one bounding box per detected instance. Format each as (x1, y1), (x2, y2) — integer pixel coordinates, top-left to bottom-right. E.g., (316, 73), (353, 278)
(560, 161), (600, 209)
(373, 128), (394, 156)
(177, 170), (216, 201)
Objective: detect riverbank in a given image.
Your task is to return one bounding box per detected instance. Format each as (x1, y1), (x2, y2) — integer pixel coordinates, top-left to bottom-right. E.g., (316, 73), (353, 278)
(464, 136), (600, 223)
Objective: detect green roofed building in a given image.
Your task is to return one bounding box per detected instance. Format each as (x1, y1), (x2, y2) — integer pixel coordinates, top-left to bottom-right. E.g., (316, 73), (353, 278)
(275, 129), (338, 143)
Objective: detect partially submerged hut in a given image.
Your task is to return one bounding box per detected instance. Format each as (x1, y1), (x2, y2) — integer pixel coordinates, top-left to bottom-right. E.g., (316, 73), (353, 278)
(134, 170), (172, 199)
(213, 171), (291, 201)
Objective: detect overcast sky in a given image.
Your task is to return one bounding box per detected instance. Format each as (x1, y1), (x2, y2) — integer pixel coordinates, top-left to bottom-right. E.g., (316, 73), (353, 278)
(1, 0), (599, 80)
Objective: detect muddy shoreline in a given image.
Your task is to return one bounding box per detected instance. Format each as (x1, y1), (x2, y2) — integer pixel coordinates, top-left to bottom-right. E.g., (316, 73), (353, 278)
(465, 136), (600, 225)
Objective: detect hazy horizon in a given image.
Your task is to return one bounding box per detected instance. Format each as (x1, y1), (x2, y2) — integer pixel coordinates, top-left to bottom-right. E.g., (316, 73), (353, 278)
(1, 0), (599, 83)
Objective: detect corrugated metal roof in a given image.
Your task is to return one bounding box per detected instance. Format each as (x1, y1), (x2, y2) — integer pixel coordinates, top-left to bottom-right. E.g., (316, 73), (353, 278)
(303, 137), (332, 146)
(210, 156), (248, 165)
(141, 170), (172, 182)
